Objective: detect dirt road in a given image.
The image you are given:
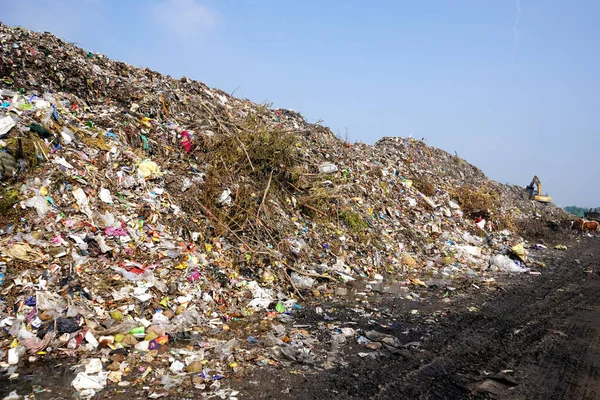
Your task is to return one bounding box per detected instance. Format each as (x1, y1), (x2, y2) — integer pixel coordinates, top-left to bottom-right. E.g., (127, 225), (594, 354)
(235, 237), (600, 399)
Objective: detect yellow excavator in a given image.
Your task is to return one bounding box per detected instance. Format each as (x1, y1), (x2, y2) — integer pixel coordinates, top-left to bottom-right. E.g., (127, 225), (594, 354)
(525, 175), (552, 203)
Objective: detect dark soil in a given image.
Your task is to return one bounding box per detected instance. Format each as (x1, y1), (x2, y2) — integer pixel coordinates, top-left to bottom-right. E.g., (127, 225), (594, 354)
(233, 236), (600, 399)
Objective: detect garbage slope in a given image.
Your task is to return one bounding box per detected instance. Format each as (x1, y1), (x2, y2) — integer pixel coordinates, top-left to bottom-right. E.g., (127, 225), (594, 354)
(0, 22), (571, 397)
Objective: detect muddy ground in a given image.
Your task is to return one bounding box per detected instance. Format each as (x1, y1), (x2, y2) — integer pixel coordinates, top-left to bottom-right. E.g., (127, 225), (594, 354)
(2, 235), (599, 399)
(234, 236), (600, 400)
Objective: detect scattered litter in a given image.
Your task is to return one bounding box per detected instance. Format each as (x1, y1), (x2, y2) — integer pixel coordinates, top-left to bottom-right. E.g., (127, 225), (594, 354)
(0, 115), (15, 137)
(489, 255), (529, 273)
(0, 22), (571, 399)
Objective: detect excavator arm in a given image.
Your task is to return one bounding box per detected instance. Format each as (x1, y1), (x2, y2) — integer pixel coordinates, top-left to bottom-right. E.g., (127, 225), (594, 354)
(526, 175), (551, 203)
(531, 176), (542, 195)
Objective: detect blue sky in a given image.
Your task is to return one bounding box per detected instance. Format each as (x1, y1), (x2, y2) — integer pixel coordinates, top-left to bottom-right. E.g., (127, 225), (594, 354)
(3, 0), (599, 207)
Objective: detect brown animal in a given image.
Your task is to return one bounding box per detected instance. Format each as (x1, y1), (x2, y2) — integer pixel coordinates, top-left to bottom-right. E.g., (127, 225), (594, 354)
(584, 220), (600, 233)
(572, 219), (599, 233)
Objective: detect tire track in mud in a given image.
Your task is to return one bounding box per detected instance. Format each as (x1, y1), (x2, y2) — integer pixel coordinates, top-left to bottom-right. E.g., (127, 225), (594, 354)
(370, 240), (600, 400)
(368, 240), (600, 400)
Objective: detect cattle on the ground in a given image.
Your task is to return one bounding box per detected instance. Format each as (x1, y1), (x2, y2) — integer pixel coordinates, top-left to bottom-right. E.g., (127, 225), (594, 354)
(572, 219), (599, 233)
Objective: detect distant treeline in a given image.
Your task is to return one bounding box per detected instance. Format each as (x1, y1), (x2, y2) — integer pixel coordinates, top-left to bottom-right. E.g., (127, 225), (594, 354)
(564, 206), (599, 217)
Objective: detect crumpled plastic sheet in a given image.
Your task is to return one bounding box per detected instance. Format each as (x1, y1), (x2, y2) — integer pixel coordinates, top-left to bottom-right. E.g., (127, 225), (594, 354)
(2, 241), (45, 262)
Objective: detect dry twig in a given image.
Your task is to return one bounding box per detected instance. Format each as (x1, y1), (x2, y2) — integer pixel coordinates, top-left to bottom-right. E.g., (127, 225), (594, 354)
(256, 170), (273, 219)
(286, 266), (337, 282)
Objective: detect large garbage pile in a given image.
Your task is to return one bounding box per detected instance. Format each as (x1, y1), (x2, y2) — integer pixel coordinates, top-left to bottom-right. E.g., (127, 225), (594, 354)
(0, 23), (570, 398)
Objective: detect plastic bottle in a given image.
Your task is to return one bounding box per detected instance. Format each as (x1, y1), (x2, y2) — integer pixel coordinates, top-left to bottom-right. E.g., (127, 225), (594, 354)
(0, 262), (6, 286)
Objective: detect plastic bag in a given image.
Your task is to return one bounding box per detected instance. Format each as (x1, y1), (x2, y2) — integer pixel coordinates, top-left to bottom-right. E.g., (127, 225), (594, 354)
(93, 211), (117, 228)
(0, 114), (16, 137)
(99, 188), (113, 204)
(290, 272), (315, 289)
(214, 338), (238, 359)
(489, 255), (528, 273)
(73, 188), (93, 219)
(60, 127), (74, 144)
(216, 189), (232, 206)
(72, 371), (108, 391)
(137, 160), (161, 179)
(3, 242), (45, 262)
(23, 195), (51, 218)
(319, 162), (338, 174)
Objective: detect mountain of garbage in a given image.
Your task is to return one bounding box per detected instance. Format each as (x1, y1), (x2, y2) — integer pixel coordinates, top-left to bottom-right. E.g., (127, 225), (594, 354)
(0, 22), (571, 398)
